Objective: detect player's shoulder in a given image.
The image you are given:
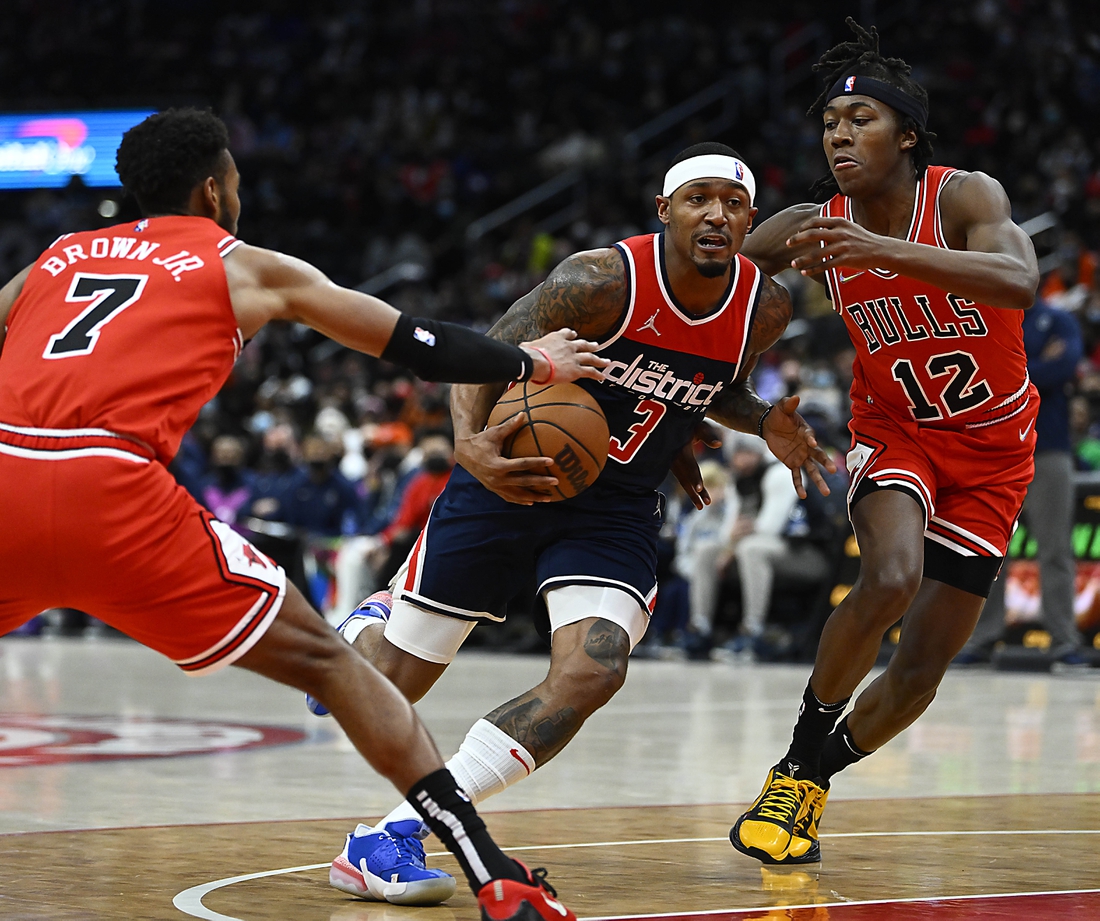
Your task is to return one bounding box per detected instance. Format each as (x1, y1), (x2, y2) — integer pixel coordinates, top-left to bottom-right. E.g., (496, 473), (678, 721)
(937, 167), (1012, 219)
(542, 246), (628, 311)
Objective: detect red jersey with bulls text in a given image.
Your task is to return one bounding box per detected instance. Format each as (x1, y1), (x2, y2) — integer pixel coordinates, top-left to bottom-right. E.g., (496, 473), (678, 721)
(575, 233), (761, 493)
(822, 166), (1031, 431)
(0, 216), (244, 463)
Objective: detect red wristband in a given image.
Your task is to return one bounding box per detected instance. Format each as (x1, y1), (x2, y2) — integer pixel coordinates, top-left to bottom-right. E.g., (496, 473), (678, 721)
(530, 346), (555, 385)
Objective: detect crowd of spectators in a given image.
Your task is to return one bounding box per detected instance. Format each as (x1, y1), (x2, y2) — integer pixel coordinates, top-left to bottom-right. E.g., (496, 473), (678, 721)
(5, 2), (1100, 650)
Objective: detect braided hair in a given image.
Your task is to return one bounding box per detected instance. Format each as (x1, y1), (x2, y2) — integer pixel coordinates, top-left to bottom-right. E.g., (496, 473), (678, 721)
(808, 17), (935, 200)
(116, 108), (230, 215)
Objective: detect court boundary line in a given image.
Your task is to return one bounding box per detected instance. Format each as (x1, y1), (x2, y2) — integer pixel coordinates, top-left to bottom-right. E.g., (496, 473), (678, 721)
(171, 830), (1100, 920)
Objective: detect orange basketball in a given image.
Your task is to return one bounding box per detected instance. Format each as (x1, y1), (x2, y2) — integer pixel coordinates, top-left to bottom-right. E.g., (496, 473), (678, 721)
(487, 381), (609, 500)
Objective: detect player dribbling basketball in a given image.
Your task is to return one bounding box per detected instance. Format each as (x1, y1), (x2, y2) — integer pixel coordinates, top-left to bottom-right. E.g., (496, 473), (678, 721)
(314, 142), (836, 903)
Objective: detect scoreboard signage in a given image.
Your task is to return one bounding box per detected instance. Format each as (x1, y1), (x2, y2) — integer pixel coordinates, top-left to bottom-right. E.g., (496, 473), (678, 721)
(0, 110), (155, 189)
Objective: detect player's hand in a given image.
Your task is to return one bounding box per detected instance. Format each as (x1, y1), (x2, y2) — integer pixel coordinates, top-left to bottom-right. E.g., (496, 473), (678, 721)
(785, 215), (892, 278)
(522, 328), (609, 384)
(761, 395), (838, 498)
(670, 421), (724, 510)
(454, 412), (559, 505)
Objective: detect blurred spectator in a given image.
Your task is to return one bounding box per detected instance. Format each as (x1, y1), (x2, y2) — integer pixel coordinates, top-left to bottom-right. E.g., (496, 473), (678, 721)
(333, 432), (455, 615)
(199, 435), (254, 526)
(282, 434), (362, 537)
(958, 298), (1087, 665)
(675, 459), (736, 647)
(248, 423), (301, 523)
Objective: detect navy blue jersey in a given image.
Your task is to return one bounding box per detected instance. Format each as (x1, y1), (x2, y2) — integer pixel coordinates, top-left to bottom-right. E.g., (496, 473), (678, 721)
(577, 233), (762, 493)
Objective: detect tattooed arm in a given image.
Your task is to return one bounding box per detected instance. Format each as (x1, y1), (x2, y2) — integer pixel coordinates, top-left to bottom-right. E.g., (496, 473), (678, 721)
(703, 275), (837, 498)
(452, 248), (626, 505)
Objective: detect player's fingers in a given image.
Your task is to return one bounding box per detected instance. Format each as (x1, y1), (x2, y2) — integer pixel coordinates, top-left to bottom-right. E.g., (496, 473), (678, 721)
(812, 445), (838, 474)
(559, 327), (578, 340)
(778, 394), (801, 415)
(789, 464), (808, 500)
(487, 412), (528, 440)
(696, 484), (712, 507)
(805, 462), (831, 496)
(694, 420), (724, 448)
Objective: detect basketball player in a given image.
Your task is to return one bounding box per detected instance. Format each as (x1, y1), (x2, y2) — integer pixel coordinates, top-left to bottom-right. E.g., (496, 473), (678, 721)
(317, 142), (836, 903)
(0, 108), (609, 921)
(728, 20), (1040, 866)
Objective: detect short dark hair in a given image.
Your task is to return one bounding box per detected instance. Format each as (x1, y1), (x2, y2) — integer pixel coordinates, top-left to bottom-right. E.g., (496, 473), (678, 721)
(670, 142), (746, 167)
(808, 18), (936, 199)
(115, 108), (230, 215)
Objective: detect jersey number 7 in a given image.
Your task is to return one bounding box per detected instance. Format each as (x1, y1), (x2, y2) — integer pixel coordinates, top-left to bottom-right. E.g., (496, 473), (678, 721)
(43, 273), (148, 359)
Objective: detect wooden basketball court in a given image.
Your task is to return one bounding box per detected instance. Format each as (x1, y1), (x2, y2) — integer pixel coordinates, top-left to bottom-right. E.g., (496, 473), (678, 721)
(3, 638), (1100, 919)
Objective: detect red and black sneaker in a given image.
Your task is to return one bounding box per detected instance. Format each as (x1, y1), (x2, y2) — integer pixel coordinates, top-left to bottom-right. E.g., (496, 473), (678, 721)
(477, 861), (575, 921)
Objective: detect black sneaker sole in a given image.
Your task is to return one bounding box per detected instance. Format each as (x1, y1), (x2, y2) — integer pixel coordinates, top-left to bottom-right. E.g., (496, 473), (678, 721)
(730, 816), (821, 866)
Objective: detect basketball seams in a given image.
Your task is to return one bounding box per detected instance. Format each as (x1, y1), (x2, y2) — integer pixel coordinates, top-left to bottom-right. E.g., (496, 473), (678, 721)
(526, 419), (606, 470)
(486, 380), (609, 499)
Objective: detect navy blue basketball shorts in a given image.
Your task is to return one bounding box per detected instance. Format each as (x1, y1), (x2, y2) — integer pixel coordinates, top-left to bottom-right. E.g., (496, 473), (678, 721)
(388, 466), (661, 663)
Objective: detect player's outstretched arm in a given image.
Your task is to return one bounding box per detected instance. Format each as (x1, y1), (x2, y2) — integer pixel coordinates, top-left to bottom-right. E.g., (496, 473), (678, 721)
(221, 244), (607, 384)
(741, 203), (822, 277)
(703, 276), (836, 498)
(785, 171), (1038, 310)
(0, 265), (32, 357)
(451, 248), (624, 505)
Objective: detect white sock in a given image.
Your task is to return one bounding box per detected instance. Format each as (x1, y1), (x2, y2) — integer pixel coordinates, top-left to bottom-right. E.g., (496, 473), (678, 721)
(378, 719), (536, 832)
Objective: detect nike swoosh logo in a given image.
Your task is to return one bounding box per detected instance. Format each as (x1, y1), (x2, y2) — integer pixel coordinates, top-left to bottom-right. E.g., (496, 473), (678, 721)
(1019, 420), (1033, 441)
(509, 748), (532, 775)
(838, 270), (864, 283)
(542, 895), (569, 917)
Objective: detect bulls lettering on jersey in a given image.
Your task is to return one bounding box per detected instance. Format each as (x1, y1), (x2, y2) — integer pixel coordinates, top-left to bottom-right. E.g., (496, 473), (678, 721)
(575, 233), (762, 493)
(0, 216), (244, 463)
(822, 166), (1030, 430)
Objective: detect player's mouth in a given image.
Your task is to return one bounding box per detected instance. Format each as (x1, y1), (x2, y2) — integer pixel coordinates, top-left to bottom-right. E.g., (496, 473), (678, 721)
(832, 153), (859, 171)
(694, 233), (731, 252)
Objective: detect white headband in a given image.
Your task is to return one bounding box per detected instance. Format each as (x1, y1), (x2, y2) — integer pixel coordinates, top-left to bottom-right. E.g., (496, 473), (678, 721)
(662, 154), (756, 204)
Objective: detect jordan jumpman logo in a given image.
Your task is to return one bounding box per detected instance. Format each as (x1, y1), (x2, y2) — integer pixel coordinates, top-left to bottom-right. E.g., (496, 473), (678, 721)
(638, 310), (661, 336)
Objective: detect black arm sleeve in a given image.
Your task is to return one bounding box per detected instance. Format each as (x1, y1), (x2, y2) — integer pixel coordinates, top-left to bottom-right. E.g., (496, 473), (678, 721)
(379, 313), (534, 383)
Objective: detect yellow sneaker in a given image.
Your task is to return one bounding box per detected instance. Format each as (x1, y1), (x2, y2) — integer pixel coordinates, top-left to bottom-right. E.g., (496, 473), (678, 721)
(729, 766), (804, 861)
(783, 780), (828, 862)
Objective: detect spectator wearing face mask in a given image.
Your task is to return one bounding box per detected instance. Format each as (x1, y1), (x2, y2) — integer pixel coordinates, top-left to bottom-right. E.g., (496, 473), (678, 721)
(282, 434), (362, 537)
(248, 423), (301, 523)
(199, 435), (255, 526)
(331, 432), (455, 616)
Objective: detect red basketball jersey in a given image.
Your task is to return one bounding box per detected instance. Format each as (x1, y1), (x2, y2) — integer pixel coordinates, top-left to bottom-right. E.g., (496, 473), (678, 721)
(0, 216), (244, 463)
(822, 166), (1031, 431)
(575, 232), (761, 492)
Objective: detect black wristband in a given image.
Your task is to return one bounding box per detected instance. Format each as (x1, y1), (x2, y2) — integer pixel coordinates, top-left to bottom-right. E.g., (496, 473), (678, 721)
(380, 313), (532, 383)
(756, 405), (773, 437)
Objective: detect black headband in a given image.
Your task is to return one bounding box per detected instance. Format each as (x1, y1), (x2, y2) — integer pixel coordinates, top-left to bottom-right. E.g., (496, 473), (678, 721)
(826, 74), (928, 129)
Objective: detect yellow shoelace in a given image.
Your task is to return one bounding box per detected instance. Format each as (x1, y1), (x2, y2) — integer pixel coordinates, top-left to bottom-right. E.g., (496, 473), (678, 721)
(755, 774), (802, 823)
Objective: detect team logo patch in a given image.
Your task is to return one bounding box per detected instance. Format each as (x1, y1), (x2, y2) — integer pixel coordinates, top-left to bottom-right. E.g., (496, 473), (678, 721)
(414, 326), (436, 347)
(693, 372), (705, 385)
(134, 219), (148, 232)
(845, 76), (856, 92)
(0, 715), (305, 767)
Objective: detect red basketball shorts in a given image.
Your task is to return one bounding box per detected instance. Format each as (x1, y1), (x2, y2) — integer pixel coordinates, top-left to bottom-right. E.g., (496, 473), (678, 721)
(0, 427), (285, 674)
(845, 394), (1037, 558)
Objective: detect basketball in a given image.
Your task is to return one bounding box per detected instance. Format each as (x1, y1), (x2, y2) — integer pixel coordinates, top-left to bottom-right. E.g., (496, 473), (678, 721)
(487, 381), (609, 500)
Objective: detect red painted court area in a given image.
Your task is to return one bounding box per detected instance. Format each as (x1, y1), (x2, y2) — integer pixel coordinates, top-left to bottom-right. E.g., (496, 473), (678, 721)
(604, 890), (1100, 920)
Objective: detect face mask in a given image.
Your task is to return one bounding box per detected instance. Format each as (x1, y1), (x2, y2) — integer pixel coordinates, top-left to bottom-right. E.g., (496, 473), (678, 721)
(423, 454), (452, 474)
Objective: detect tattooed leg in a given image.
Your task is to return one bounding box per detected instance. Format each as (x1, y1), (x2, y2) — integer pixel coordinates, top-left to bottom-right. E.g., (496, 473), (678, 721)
(484, 617), (630, 767)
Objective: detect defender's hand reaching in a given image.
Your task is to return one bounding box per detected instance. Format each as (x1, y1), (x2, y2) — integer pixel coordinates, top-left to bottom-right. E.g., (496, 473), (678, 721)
(521, 328), (609, 384)
(454, 412), (559, 505)
(761, 395), (838, 498)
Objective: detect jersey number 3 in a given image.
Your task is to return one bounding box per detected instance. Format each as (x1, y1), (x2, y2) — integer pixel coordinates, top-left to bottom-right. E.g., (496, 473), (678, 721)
(608, 398), (667, 463)
(43, 273), (148, 359)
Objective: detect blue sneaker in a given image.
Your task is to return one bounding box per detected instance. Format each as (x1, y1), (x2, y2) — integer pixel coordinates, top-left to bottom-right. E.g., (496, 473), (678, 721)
(308, 591), (393, 716)
(329, 819), (456, 905)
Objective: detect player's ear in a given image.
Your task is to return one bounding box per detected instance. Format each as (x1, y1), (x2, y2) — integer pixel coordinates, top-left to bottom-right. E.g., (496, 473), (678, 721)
(900, 127), (918, 151)
(202, 176), (221, 218)
(655, 194), (671, 225)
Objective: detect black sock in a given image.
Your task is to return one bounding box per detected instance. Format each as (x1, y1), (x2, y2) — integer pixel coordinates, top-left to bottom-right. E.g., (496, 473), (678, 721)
(782, 681), (849, 777)
(407, 768), (524, 893)
(819, 715), (873, 783)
